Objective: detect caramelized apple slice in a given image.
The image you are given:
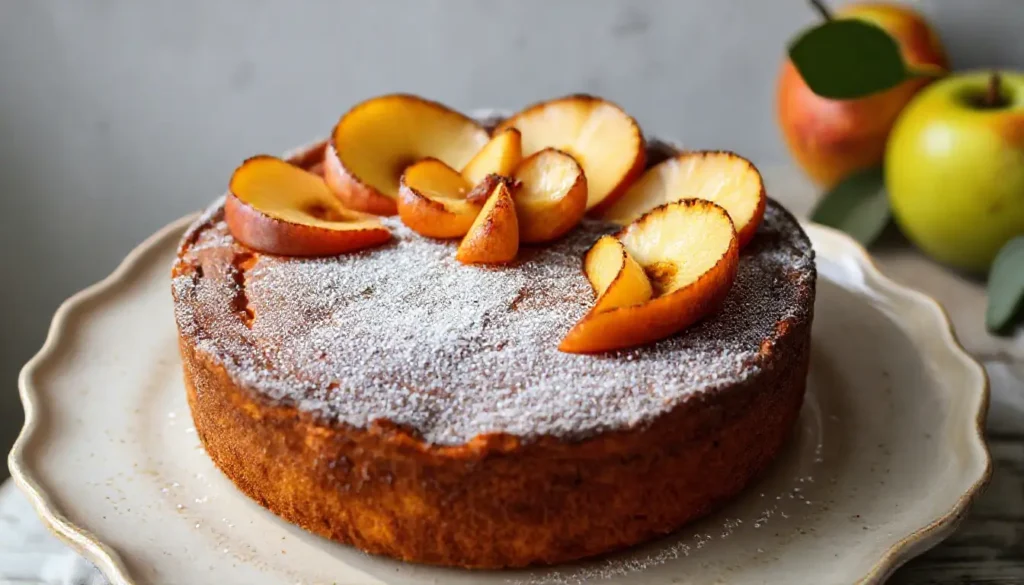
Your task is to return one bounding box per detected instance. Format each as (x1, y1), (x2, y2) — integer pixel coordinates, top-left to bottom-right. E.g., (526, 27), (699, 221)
(461, 128), (522, 186)
(601, 151), (766, 247)
(226, 156), (390, 256)
(495, 95), (644, 212)
(511, 148), (588, 243)
(325, 94), (489, 215)
(560, 200), (739, 353)
(585, 235), (654, 313)
(398, 158), (482, 239)
(456, 180), (519, 265)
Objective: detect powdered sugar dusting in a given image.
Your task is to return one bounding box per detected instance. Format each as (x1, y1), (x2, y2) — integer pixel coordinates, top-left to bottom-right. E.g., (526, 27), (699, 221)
(172, 200), (814, 445)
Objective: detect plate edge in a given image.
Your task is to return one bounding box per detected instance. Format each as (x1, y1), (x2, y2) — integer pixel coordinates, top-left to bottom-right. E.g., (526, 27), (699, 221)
(7, 214), (198, 585)
(804, 223), (993, 585)
(5, 139), (992, 585)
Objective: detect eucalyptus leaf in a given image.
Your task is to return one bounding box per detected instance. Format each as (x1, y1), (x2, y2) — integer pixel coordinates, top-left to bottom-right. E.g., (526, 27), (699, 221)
(986, 236), (1024, 335)
(811, 166), (891, 246)
(789, 20), (910, 99)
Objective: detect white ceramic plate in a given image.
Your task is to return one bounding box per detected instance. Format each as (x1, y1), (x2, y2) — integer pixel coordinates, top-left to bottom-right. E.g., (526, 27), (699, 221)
(9, 211), (990, 585)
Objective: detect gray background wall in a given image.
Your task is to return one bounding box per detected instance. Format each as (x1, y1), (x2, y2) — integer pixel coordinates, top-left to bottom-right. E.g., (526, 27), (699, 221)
(1, 0), (1022, 477)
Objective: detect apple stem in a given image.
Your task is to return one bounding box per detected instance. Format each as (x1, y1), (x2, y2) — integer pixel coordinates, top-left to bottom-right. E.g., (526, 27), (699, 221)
(809, 0), (833, 21)
(985, 70), (1007, 108)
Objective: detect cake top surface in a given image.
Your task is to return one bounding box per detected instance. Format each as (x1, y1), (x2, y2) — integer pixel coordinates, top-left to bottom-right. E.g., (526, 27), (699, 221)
(172, 198), (814, 445)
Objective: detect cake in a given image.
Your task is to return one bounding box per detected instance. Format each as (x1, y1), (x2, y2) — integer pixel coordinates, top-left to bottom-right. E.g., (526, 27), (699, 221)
(172, 97), (816, 569)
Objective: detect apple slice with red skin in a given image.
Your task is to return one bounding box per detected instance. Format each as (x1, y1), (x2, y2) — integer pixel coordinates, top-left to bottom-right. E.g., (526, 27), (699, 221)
(226, 155), (390, 256)
(325, 94), (489, 215)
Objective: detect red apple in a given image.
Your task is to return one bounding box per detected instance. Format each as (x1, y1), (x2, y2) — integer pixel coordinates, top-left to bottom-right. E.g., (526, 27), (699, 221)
(777, 2), (948, 187)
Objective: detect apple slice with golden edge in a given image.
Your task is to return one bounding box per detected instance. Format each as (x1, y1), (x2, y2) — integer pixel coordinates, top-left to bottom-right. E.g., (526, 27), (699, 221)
(495, 94), (645, 213)
(456, 179), (519, 265)
(585, 235), (654, 313)
(397, 158), (482, 239)
(226, 156), (390, 256)
(601, 150), (767, 248)
(560, 199), (739, 354)
(511, 148), (588, 243)
(461, 128), (522, 186)
(326, 94), (490, 216)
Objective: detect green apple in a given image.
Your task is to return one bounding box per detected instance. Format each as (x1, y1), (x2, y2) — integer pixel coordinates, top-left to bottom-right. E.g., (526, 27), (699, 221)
(886, 70), (1024, 273)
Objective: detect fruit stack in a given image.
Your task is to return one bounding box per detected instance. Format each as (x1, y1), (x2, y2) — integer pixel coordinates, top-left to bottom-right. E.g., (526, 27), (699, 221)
(223, 94), (768, 354)
(778, 0), (1024, 334)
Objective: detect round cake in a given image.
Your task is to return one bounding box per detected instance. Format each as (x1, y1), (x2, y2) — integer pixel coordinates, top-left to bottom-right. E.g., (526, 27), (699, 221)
(172, 140), (816, 568)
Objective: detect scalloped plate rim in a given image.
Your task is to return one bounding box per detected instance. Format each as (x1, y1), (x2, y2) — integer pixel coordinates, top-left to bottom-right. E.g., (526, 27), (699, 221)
(7, 143), (990, 585)
(8, 214), (196, 585)
(801, 222), (991, 583)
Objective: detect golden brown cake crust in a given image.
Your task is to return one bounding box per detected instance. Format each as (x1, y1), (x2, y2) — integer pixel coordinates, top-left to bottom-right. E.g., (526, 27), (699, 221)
(172, 141), (816, 568)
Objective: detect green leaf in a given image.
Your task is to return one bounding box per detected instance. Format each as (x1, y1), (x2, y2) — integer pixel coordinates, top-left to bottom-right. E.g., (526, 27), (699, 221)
(811, 166), (891, 246)
(789, 20), (911, 99)
(986, 236), (1024, 335)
